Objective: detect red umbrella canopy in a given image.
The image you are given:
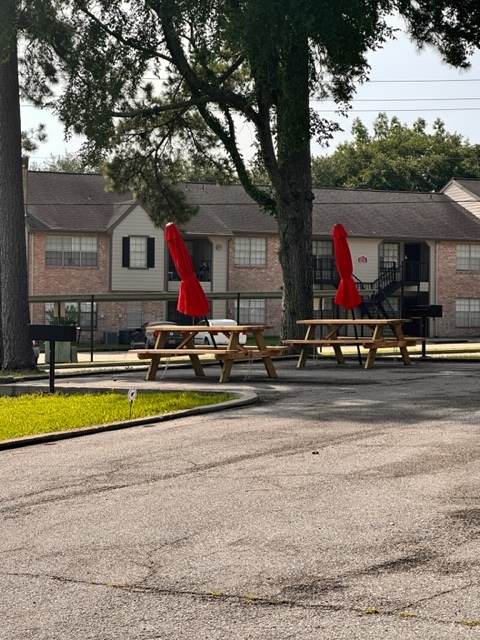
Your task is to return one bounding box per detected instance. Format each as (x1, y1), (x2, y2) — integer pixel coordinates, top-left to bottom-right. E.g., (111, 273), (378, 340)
(333, 223), (363, 310)
(165, 222), (210, 317)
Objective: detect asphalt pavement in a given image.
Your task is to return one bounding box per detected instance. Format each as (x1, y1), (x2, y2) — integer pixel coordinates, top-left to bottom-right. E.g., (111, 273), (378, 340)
(1, 355), (480, 639)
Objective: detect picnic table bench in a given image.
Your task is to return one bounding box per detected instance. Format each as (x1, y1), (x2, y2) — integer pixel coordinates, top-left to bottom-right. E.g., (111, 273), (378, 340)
(284, 318), (420, 369)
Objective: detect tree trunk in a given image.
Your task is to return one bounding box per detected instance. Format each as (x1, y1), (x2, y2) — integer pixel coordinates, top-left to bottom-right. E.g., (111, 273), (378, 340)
(0, 0), (36, 370)
(275, 36), (314, 341)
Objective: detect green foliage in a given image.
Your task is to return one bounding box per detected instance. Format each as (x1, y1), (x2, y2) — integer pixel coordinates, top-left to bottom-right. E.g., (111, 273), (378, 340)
(30, 150), (103, 173)
(312, 113), (480, 192)
(0, 390), (232, 441)
(21, 123), (47, 154)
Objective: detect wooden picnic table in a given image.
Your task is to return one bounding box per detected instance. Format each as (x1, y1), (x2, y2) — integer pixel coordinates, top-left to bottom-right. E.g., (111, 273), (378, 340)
(129, 324), (287, 383)
(283, 318), (421, 369)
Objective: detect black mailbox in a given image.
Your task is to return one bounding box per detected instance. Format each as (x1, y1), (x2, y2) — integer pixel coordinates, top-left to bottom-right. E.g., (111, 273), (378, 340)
(29, 324), (77, 393)
(29, 324), (77, 342)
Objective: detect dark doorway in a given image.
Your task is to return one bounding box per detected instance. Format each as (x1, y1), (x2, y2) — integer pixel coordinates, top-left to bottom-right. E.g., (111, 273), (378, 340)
(404, 242), (429, 282)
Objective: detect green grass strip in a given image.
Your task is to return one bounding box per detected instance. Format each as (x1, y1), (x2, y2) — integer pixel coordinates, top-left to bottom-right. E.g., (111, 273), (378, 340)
(0, 391), (233, 441)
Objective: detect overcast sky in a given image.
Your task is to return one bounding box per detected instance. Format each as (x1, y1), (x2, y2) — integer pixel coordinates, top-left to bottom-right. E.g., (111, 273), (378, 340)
(20, 26), (480, 164)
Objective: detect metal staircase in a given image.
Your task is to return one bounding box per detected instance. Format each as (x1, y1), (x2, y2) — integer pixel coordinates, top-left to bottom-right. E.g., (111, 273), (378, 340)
(313, 258), (427, 323)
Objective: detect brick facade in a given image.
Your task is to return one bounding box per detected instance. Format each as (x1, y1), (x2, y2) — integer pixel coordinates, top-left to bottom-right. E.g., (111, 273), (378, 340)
(227, 236), (283, 335)
(436, 241), (480, 337)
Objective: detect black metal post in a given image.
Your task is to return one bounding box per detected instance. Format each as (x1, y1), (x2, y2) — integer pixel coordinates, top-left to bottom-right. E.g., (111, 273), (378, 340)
(49, 340), (56, 393)
(422, 317), (427, 357)
(90, 294), (95, 362)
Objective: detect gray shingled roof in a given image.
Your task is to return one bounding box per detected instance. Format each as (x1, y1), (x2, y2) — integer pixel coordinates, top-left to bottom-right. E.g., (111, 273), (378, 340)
(183, 182), (480, 241)
(25, 172), (480, 241)
(311, 188), (480, 240)
(26, 171), (134, 232)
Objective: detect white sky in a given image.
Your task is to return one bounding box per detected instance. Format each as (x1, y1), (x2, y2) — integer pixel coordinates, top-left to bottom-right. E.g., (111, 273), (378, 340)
(20, 27), (480, 163)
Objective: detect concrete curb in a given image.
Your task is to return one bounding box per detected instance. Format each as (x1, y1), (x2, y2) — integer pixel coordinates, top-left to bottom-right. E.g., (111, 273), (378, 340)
(0, 387), (258, 451)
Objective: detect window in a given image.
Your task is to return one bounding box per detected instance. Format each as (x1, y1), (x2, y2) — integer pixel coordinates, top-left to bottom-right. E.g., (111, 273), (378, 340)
(456, 299), (480, 326)
(312, 240), (333, 258)
(379, 242), (399, 271)
(235, 299), (266, 324)
(457, 244), (480, 271)
(127, 302), (143, 328)
(235, 237), (266, 266)
(122, 236), (155, 269)
(44, 301), (97, 329)
(46, 236), (98, 267)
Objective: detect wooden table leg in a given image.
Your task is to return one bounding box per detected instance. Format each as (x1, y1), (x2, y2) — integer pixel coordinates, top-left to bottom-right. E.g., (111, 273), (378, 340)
(189, 354), (206, 377)
(365, 325), (383, 369)
(331, 343), (346, 364)
(218, 359), (234, 383)
(392, 324), (411, 365)
(326, 324), (345, 365)
(146, 356), (161, 380)
(253, 330), (278, 378)
(297, 324), (315, 368)
(146, 330), (168, 380)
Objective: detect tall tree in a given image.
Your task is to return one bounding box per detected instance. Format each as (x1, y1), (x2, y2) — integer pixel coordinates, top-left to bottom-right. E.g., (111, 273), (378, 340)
(19, 0), (480, 339)
(312, 113), (480, 192)
(0, 0), (36, 370)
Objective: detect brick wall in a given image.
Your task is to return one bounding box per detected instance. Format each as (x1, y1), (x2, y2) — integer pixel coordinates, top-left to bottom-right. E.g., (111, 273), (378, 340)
(228, 236), (283, 336)
(436, 241), (480, 337)
(30, 232), (110, 295)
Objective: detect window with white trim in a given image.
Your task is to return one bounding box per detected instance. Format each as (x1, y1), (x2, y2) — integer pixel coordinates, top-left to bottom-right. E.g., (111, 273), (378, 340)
(45, 236), (98, 267)
(235, 237), (266, 266)
(235, 299), (266, 324)
(456, 244), (480, 271)
(130, 236), (148, 268)
(379, 242), (399, 270)
(456, 298), (480, 326)
(122, 236), (155, 269)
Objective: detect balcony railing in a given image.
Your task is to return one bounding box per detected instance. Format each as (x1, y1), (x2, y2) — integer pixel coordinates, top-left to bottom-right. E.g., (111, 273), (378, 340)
(313, 257), (339, 285)
(168, 259), (212, 283)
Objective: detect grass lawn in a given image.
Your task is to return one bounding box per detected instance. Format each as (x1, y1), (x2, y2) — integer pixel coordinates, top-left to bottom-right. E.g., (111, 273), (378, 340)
(0, 390), (233, 442)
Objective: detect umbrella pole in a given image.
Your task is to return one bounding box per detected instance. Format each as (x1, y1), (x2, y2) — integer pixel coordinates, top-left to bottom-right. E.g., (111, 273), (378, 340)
(205, 315), (223, 369)
(351, 309), (363, 366)
(205, 315), (218, 350)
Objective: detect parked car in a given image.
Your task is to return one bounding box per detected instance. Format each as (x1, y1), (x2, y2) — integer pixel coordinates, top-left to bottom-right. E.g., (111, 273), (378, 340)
(144, 321), (183, 349)
(193, 319), (247, 346)
(32, 340), (40, 363)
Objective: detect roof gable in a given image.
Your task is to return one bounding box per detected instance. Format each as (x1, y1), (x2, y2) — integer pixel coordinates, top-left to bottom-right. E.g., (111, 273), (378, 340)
(26, 171), (135, 232)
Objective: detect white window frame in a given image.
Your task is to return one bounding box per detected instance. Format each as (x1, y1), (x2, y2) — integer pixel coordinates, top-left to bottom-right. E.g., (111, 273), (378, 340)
(456, 244), (480, 272)
(129, 236), (148, 269)
(235, 237), (266, 266)
(235, 298), (266, 324)
(45, 236), (98, 267)
(456, 298), (480, 327)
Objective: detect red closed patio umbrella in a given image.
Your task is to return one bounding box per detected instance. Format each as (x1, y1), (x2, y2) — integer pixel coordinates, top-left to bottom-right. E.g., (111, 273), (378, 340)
(165, 222), (210, 319)
(333, 223), (363, 364)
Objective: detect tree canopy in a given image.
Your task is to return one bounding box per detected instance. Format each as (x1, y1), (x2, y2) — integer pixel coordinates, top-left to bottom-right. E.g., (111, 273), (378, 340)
(312, 113), (480, 192)
(16, 0), (480, 338)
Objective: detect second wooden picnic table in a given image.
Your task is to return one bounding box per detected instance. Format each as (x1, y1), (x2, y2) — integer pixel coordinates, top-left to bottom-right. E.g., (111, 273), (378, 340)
(284, 318), (420, 369)
(129, 323), (287, 383)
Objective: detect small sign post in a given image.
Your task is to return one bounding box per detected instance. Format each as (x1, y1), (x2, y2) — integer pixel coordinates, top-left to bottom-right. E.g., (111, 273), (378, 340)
(128, 388), (137, 419)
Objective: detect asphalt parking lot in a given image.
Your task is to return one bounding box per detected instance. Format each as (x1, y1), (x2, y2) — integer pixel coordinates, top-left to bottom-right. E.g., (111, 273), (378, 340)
(1, 356), (480, 639)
